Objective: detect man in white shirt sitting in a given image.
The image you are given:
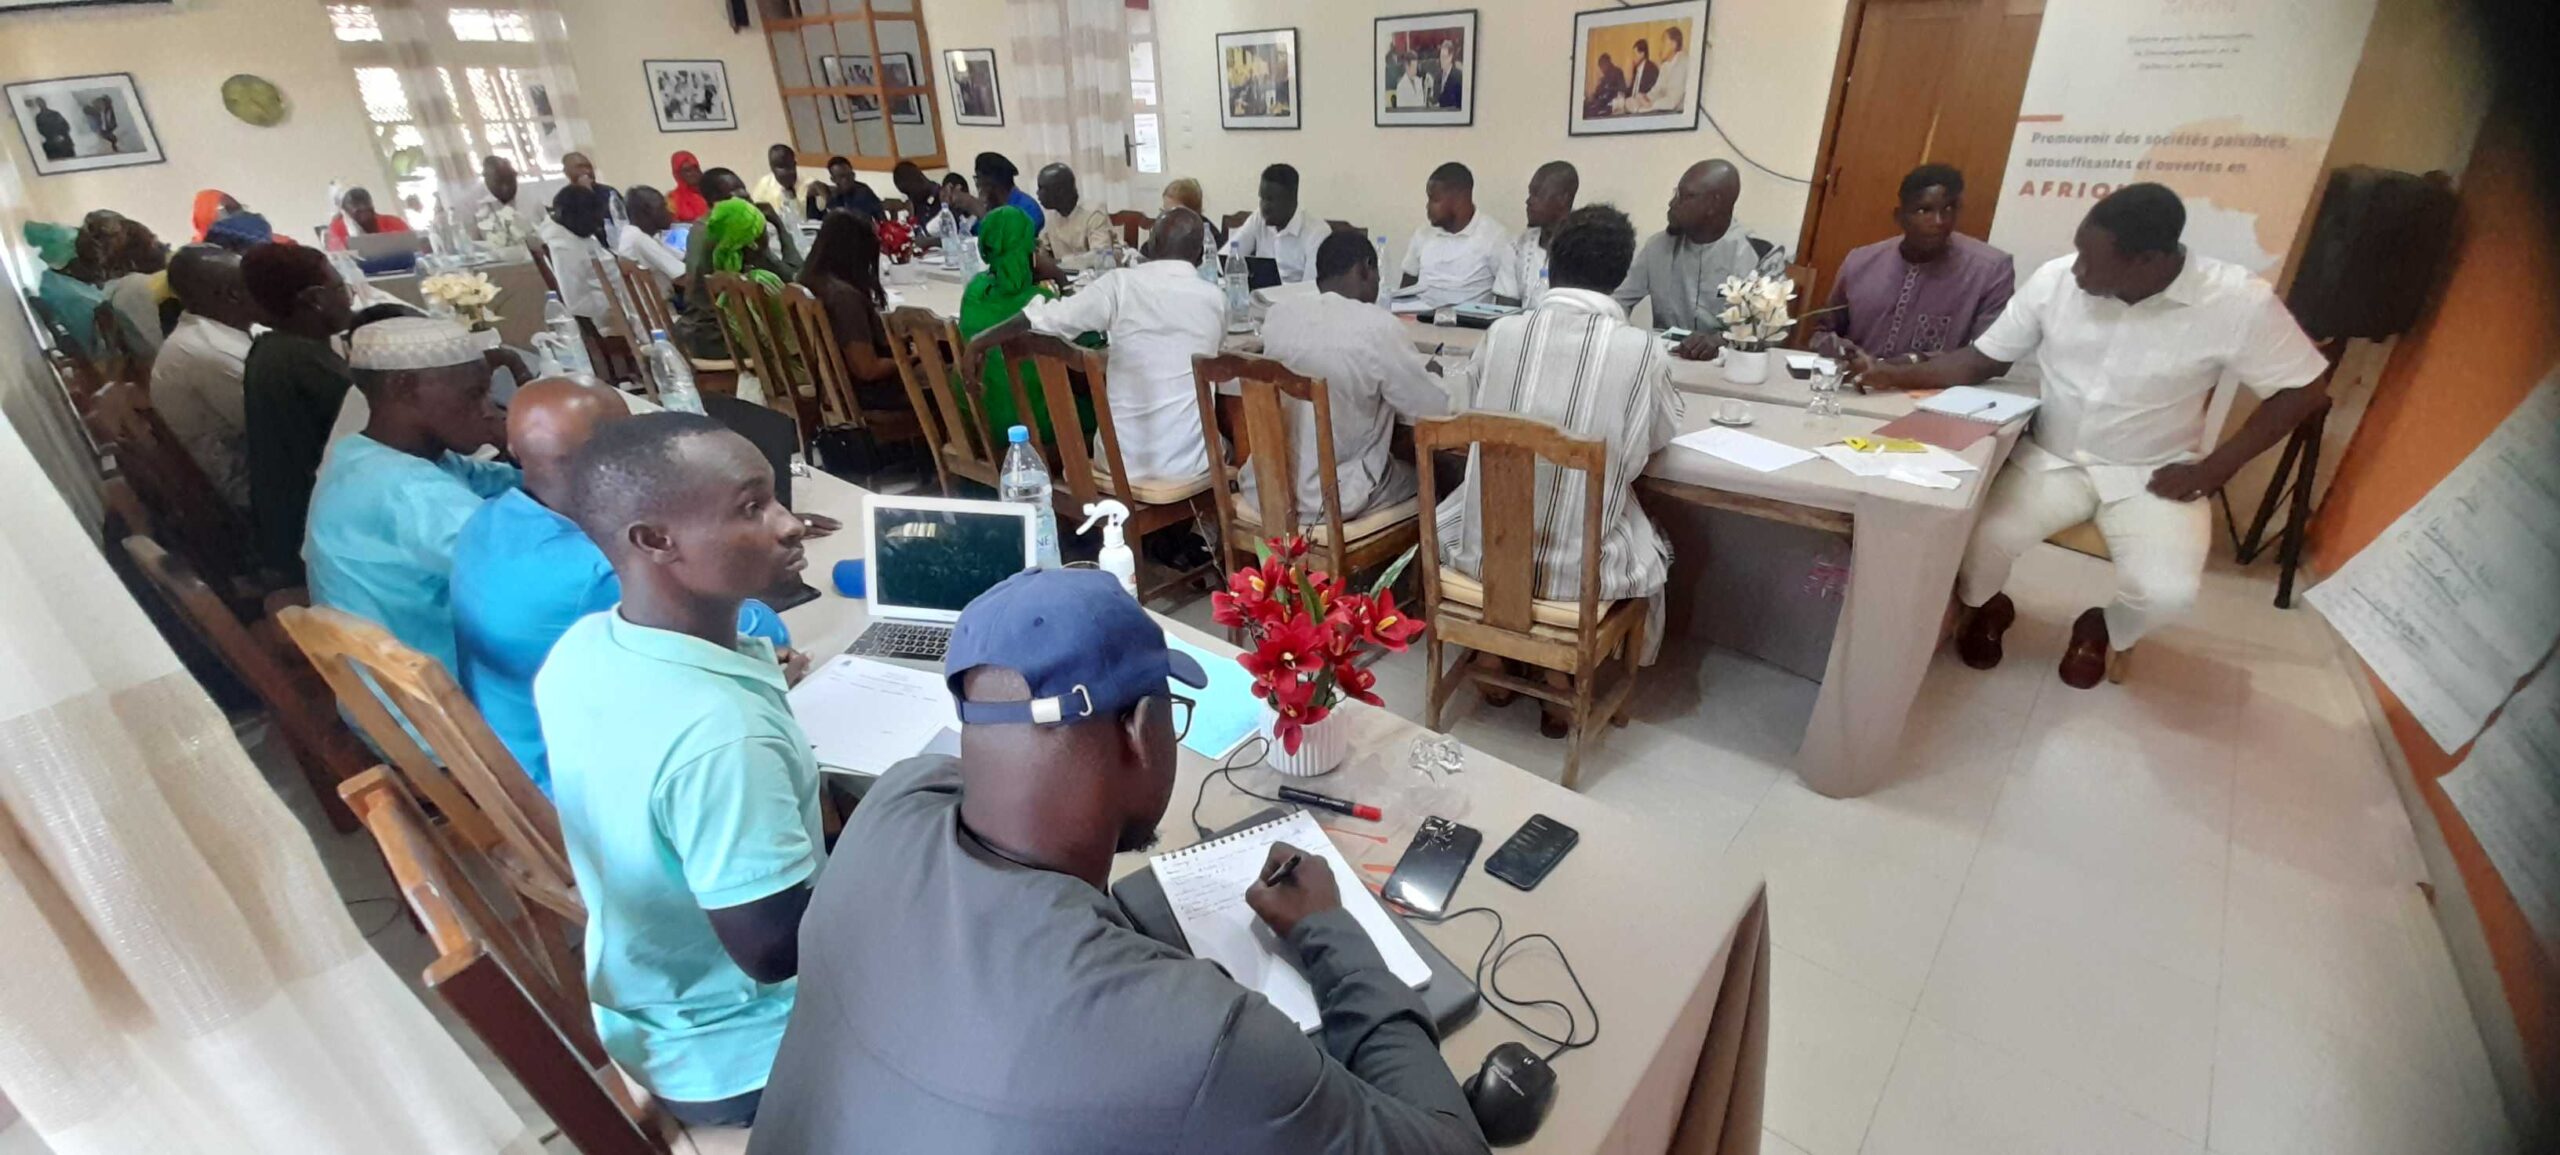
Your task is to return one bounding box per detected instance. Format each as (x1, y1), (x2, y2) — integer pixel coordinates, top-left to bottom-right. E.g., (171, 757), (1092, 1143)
(1253, 230), (1454, 526)
(1396, 162), (1513, 309)
(149, 244), (260, 510)
(1856, 183), (2330, 688)
(1035, 163), (1117, 273)
(611, 186), (687, 291)
(460, 155), (539, 248)
(964, 209), (1225, 488)
(1501, 160), (1578, 307)
(538, 184), (615, 330)
(1225, 164), (1325, 285)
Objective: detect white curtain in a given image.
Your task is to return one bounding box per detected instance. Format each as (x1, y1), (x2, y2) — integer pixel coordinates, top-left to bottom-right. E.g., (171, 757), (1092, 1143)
(0, 414), (537, 1152)
(1005, 0), (1136, 210)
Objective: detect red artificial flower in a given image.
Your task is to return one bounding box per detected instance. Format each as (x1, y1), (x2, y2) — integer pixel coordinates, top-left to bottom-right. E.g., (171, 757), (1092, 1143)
(1240, 617), (1329, 687)
(1268, 677), (1333, 754)
(1361, 589), (1426, 652)
(1333, 660), (1382, 707)
(1212, 564), (1283, 628)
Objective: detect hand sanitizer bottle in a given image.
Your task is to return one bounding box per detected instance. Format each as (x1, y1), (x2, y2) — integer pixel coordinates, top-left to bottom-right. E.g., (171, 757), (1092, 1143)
(1077, 499), (1137, 597)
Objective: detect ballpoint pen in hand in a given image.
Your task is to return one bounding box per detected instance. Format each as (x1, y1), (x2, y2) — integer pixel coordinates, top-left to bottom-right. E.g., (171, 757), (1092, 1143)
(1260, 852), (1303, 887)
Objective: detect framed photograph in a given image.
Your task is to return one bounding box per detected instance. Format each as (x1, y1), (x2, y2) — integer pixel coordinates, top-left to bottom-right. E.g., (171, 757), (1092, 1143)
(945, 48), (1003, 127)
(644, 59), (735, 133)
(820, 56), (882, 123)
(883, 53), (926, 126)
(1568, 0), (1707, 137)
(1374, 11), (1477, 128)
(6, 73), (162, 177)
(1215, 28), (1300, 131)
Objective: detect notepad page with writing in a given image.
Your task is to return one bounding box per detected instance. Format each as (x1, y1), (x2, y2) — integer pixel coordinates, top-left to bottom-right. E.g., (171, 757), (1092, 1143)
(1151, 810), (1431, 1030)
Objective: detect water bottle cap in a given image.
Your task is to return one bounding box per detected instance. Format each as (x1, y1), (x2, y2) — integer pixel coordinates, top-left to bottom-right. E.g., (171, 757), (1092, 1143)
(1008, 424), (1031, 444)
(547, 291), (562, 301)
(648, 328), (668, 341)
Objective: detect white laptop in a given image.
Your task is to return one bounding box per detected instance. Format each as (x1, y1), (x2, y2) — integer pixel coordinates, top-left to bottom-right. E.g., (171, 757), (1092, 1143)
(847, 494), (1038, 664)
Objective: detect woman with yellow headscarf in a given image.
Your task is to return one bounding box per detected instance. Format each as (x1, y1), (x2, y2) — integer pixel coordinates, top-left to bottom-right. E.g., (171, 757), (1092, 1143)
(956, 205), (1089, 445)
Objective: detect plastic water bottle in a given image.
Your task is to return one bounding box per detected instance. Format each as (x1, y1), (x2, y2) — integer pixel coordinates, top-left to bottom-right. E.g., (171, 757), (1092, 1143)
(645, 329), (705, 414)
(540, 292), (591, 376)
(1221, 257), (1253, 332)
(1000, 425), (1063, 568)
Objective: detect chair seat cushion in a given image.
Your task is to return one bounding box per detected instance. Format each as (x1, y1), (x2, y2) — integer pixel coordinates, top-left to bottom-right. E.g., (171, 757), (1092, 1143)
(1233, 497), (1421, 548)
(687, 356), (737, 373)
(1437, 568), (1614, 632)
(1092, 462), (1212, 506)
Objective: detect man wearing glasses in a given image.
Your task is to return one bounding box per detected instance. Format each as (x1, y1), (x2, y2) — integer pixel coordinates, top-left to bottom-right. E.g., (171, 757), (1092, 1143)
(752, 567), (1489, 1153)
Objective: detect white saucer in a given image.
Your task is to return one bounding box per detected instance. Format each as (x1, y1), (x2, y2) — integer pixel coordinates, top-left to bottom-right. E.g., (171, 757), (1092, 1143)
(1710, 414), (1756, 427)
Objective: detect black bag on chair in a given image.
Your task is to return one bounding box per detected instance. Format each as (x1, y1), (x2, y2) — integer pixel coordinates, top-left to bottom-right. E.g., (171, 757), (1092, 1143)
(812, 425), (888, 478)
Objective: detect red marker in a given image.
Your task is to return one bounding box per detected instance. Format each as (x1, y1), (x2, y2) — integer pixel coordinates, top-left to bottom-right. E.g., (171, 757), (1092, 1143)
(1278, 786), (1382, 822)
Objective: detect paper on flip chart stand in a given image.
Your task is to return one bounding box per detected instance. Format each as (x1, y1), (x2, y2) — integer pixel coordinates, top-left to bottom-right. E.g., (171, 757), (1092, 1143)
(2440, 662), (2560, 951)
(1152, 810), (1431, 1030)
(1672, 425), (1818, 473)
(788, 655), (962, 775)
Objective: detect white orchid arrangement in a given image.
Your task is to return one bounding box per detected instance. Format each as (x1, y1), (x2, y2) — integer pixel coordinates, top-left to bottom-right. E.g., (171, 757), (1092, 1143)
(1714, 271), (1800, 351)
(419, 271), (502, 330)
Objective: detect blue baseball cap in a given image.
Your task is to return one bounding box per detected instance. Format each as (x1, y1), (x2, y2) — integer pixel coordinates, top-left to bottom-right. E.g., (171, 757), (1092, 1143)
(945, 568), (1207, 726)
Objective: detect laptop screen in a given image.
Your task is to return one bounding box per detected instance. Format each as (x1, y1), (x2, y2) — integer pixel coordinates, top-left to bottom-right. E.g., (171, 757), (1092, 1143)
(874, 505), (1033, 614)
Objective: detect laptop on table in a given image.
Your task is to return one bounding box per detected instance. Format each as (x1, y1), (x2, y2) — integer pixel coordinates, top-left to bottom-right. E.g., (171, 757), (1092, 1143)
(848, 494), (1038, 665)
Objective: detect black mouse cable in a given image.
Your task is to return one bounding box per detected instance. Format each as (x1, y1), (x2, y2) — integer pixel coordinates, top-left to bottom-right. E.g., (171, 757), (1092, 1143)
(1189, 736), (1281, 841)
(1412, 906), (1601, 1064)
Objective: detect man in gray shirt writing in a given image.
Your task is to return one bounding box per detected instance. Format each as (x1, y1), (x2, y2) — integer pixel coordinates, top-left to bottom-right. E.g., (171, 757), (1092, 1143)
(749, 568), (1488, 1154)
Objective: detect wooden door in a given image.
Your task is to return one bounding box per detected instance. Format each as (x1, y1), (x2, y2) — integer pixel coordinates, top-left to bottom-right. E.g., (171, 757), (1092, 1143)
(1798, 0), (2046, 294)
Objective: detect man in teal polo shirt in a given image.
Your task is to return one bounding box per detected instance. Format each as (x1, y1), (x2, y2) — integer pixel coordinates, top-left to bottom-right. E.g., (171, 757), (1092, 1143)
(535, 411), (819, 1127)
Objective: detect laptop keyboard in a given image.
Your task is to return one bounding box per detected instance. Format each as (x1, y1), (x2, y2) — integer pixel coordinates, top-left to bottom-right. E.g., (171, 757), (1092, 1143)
(849, 621), (954, 662)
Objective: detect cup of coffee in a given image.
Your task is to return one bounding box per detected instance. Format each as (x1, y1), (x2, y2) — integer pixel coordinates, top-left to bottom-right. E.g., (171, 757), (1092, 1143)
(1716, 398), (1751, 424)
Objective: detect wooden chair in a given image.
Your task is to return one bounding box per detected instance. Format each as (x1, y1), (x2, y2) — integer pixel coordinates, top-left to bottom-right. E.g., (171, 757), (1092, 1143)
(275, 605), (583, 948)
(612, 255), (680, 341)
(341, 768), (712, 1155)
(1327, 219), (1365, 236)
(1192, 352), (1420, 589)
(778, 284), (924, 456)
(124, 535), (369, 832)
(86, 380), (265, 604)
(658, 264), (743, 398)
(886, 305), (1005, 494)
(527, 237), (563, 298)
(1108, 210), (1155, 247)
(708, 271), (816, 441)
(1003, 332), (1218, 599)
(1414, 413), (1646, 789)
(1222, 210), (1251, 234)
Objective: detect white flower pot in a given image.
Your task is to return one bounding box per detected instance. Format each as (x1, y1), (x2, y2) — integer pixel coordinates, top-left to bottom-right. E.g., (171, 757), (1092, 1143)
(1721, 347), (1770, 385)
(1260, 707), (1350, 777)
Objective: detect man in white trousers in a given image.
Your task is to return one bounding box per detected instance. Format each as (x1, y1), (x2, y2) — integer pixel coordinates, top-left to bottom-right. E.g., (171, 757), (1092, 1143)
(1851, 183), (2330, 688)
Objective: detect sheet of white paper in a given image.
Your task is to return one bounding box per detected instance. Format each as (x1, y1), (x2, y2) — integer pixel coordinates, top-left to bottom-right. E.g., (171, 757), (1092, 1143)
(1152, 810), (1430, 1030)
(1816, 443), (1977, 480)
(1886, 465), (1960, 489)
(1919, 385), (2041, 424)
(788, 656), (962, 776)
(2440, 663), (2560, 950)
(1387, 296), (1431, 316)
(1673, 425), (1818, 473)
(2305, 374), (2560, 750)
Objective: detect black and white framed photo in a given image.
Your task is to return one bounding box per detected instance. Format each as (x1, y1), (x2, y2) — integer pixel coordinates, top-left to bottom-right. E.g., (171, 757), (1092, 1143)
(643, 59), (735, 133)
(1374, 11), (1476, 128)
(882, 53), (926, 126)
(6, 73), (163, 177)
(1215, 28), (1300, 131)
(944, 48), (1003, 127)
(820, 56), (881, 123)
(1568, 0), (1706, 137)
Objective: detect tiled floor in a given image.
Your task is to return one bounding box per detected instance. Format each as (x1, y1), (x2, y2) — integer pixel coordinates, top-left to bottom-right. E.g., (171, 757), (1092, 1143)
(275, 534), (2519, 1154)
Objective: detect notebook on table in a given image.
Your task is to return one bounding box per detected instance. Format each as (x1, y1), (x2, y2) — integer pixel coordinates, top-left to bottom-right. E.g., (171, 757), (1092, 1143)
(1114, 809), (1478, 1034)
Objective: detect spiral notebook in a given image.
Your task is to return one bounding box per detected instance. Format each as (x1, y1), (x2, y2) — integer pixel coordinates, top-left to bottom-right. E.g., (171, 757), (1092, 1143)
(1149, 810), (1432, 1030)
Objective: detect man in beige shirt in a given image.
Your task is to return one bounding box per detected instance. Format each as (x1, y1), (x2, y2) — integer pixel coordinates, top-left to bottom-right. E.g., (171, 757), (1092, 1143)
(1037, 163), (1118, 272)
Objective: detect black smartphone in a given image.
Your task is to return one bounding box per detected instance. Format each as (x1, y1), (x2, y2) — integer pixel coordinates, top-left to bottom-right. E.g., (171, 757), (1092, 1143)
(1382, 817), (1483, 916)
(1483, 814), (1580, 891)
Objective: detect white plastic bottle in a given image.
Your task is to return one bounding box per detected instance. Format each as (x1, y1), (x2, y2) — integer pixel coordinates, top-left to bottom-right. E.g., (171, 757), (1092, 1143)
(1000, 425), (1062, 568)
(644, 329), (705, 414)
(540, 291), (592, 376)
(1077, 500), (1136, 597)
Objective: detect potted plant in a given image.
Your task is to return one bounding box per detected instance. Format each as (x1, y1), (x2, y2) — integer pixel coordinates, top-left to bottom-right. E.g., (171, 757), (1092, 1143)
(1211, 535), (1425, 776)
(418, 270), (503, 345)
(1712, 271), (1802, 385)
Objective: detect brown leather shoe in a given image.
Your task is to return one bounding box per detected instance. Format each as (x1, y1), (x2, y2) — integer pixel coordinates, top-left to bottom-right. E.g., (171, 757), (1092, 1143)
(1955, 593), (2016, 670)
(2059, 608), (2111, 689)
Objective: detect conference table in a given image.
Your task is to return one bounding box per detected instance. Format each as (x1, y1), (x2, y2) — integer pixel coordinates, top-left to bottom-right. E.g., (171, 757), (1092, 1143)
(885, 264), (2028, 798)
(780, 466), (1774, 1155)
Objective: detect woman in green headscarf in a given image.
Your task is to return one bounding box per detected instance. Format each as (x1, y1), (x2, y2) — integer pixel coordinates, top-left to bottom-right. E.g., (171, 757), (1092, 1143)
(956, 205), (1088, 444)
(675, 197), (789, 360)
(22, 221), (110, 360)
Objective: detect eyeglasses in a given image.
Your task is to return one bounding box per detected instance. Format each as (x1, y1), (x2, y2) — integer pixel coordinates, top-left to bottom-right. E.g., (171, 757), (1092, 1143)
(1168, 691), (1195, 741)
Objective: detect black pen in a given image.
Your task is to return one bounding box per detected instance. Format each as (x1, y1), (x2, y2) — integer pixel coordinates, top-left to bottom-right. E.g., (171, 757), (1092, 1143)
(1260, 852), (1303, 887)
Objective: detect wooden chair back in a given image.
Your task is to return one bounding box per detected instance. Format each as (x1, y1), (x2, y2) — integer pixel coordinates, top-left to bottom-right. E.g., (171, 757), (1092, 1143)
(341, 769), (665, 1155)
(1327, 219), (1364, 236)
(528, 237), (563, 298)
(779, 283), (859, 430)
(885, 306), (1001, 493)
(1191, 352), (1352, 577)
(613, 256), (679, 342)
(1222, 210), (1251, 234)
(1413, 412), (1610, 651)
(125, 535), (368, 832)
(1002, 332), (1129, 510)
(1108, 210), (1155, 247)
(274, 605), (582, 932)
(706, 271), (808, 436)
(88, 380), (262, 598)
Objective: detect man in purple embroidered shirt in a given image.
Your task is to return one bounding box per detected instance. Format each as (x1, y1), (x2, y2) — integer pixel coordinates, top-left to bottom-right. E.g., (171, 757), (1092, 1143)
(1814, 164), (2015, 363)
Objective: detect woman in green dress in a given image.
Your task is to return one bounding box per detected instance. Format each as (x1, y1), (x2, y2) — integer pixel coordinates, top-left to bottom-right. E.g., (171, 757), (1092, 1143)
(955, 205), (1089, 445)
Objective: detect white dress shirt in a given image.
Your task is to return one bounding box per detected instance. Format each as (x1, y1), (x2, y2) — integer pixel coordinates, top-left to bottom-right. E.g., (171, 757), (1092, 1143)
(1021, 259), (1226, 484)
(538, 219), (612, 321)
(1650, 46), (1692, 112)
(1250, 290), (1454, 522)
(1973, 253), (2326, 502)
(457, 183), (541, 247)
(148, 312), (256, 509)
(1397, 211), (1511, 309)
(1505, 228), (1551, 305)
(612, 224), (687, 286)
(1226, 206), (1327, 284)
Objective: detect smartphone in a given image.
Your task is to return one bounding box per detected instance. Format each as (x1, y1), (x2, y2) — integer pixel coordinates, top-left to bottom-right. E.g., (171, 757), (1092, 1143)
(1382, 817), (1483, 916)
(1483, 814), (1580, 891)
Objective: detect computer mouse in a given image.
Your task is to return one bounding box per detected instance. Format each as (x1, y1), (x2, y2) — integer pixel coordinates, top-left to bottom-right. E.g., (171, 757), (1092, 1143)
(1463, 1041), (1557, 1147)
